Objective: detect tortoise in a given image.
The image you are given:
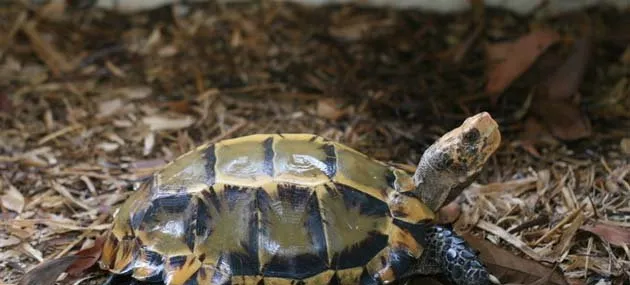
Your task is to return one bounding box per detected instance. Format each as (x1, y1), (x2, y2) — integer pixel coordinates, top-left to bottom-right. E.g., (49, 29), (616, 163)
(99, 112), (501, 285)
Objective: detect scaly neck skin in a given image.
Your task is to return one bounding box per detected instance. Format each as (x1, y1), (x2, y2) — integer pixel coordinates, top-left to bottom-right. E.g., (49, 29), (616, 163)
(412, 112), (501, 212)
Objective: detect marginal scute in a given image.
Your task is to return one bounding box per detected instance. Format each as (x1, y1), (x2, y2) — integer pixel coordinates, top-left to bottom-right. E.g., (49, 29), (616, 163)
(131, 248), (163, 281)
(388, 192), (435, 224)
(333, 145), (390, 201)
(163, 255), (202, 285)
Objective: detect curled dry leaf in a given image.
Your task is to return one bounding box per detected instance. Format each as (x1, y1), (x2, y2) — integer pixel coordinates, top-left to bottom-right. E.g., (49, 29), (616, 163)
(532, 37), (593, 141)
(580, 221), (630, 247)
(1, 181), (25, 213)
(621, 138), (630, 154)
(65, 236), (105, 276)
(485, 28), (561, 103)
(116, 86), (152, 100)
(96, 99), (123, 119)
(17, 255), (78, 285)
(462, 234), (569, 285)
(142, 115), (195, 131)
(317, 98), (346, 121)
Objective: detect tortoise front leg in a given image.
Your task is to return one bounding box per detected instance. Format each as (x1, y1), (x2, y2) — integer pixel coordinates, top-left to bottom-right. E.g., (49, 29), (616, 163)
(405, 225), (494, 285)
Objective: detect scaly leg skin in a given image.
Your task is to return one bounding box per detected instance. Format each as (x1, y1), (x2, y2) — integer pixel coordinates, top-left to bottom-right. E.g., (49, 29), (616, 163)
(411, 225), (491, 285)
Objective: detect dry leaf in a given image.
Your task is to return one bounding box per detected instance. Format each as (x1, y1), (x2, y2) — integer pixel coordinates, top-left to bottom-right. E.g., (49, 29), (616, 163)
(621, 138), (630, 154)
(485, 29), (561, 102)
(543, 37), (592, 101)
(1, 181), (25, 213)
(96, 99), (123, 119)
(463, 234), (569, 285)
(580, 222), (630, 247)
(531, 99), (591, 141)
(17, 256), (78, 285)
(142, 115), (195, 131)
(0, 236), (21, 248)
(317, 99), (346, 121)
(530, 37), (592, 141)
(65, 237), (104, 276)
(116, 86), (152, 100)
(0, 92), (12, 113)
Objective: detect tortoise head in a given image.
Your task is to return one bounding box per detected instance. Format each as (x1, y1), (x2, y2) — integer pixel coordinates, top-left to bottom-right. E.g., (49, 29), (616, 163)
(412, 112), (501, 212)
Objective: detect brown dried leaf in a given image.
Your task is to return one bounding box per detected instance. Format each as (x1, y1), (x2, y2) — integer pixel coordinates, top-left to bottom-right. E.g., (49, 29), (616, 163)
(317, 99), (346, 121)
(65, 237), (104, 276)
(544, 37), (591, 101)
(142, 115), (195, 131)
(1, 181), (25, 213)
(96, 99), (123, 119)
(0, 92), (12, 113)
(531, 97), (591, 141)
(116, 86), (152, 100)
(463, 234), (569, 285)
(580, 221), (630, 247)
(621, 138), (630, 154)
(17, 255), (78, 285)
(485, 29), (561, 102)
(531, 37), (593, 141)
(0, 236), (21, 248)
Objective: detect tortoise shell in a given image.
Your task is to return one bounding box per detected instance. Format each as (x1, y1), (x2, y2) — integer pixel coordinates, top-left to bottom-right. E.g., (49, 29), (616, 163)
(100, 133), (440, 285)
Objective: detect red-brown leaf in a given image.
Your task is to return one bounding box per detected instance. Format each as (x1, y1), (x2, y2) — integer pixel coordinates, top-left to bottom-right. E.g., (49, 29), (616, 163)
(543, 37), (592, 100)
(65, 236), (105, 276)
(531, 98), (591, 141)
(580, 222), (630, 247)
(462, 234), (569, 285)
(485, 29), (561, 103)
(18, 256), (79, 285)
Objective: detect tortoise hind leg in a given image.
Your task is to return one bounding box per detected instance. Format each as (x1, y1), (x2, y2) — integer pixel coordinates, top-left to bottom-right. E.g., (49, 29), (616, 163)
(407, 225), (492, 285)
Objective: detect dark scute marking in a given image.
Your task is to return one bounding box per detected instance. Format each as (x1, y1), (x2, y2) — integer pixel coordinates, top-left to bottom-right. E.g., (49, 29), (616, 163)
(334, 183), (390, 217)
(463, 128), (480, 144)
(226, 186), (260, 275)
(226, 251), (260, 276)
(330, 231), (388, 270)
(276, 184), (311, 211)
(185, 197), (200, 250)
(263, 137), (274, 177)
(144, 249), (164, 265)
(328, 273), (340, 285)
(276, 132), (285, 138)
(129, 207), (147, 231)
(257, 185), (328, 278)
(322, 144), (337, 178)
(308, 135), (318, 142)
(196, 195), (211, 240)
(168, 255), (187, 269)
(139, 193), (192, 231)
(204, 144), (217, 185)
(388, 248), (415, 280)
(359, 267), (379, 285)
(305, 190), (328, 267)
(263, 254), (328, 279)
(385, 170), (396, 190)
(184, 271), (199, 285)
(392, 219), (428, 247)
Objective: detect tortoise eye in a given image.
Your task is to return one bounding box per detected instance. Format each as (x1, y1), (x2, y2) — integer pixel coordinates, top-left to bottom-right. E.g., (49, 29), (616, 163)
(462, 128), (480, 144)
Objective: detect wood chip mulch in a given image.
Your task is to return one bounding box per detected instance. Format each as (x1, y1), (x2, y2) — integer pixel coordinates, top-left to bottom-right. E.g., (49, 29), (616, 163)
(0, 1), (629, 284)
